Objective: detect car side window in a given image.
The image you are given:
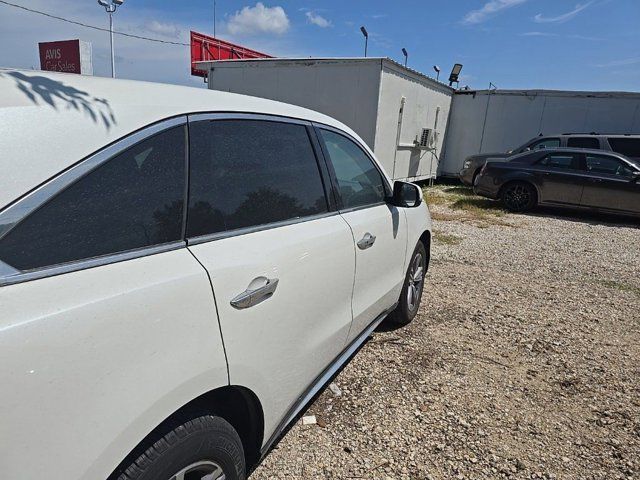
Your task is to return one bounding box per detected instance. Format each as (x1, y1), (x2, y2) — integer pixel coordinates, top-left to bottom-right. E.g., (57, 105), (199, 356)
(538, 153), (579, 170)
(318, 129), (386, 209)
(187, 119), (328, 238)
(607, 138), (640, 158)
(529, 138), (561, 151)
(586, 154), (635, 177)
(0, 126), (186, 271)
(567, 137), (600, 149)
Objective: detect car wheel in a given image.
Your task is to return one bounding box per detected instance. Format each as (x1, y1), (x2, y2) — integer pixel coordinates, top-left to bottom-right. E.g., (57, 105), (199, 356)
(500, 181), (537, 212)
(388, 241), (427, 325)
(113, 415), (245, 480)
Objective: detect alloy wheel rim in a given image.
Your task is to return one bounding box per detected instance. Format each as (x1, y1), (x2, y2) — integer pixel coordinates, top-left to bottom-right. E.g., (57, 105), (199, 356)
(504, 184), (530, 210)
(407, 252), (424, 312)
(169, 461), (226, 480)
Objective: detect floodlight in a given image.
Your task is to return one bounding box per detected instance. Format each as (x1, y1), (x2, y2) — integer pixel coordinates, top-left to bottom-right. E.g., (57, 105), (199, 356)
(98, 0), (109, 6)
(113, 0), (125, 4)
(433, 65), (441, 81)
(448, 63), (463, 86)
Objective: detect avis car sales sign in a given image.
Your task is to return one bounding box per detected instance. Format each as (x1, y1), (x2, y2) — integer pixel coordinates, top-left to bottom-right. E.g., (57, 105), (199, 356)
(38, 39), (93, 75)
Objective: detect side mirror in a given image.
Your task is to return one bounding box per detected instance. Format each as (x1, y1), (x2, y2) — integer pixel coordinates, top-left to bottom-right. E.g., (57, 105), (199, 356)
(389, 181), (422, 208)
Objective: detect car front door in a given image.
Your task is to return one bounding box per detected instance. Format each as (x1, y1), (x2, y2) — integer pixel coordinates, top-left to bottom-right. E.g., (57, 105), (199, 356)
(184, 115), (356, 439)
(532, 152), (586, 205)
(580, 153), (640, 213)
(316, 126), (407, 344)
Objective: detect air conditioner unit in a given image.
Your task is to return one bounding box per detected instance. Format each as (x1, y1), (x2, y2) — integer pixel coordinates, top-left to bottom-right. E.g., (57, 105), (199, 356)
(417, 128), (438, 149)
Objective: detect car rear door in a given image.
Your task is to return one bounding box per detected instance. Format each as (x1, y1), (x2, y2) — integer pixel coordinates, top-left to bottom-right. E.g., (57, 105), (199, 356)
(0, 120), (230, 480)
(580, 153), (640, 213)
(315, 126), (407, 344)
(184, 115), (355, 439)
(532, 152), (586, 205)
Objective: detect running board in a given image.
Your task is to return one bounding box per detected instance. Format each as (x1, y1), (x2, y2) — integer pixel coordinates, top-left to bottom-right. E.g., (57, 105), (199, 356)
(259, 302), (398, 458)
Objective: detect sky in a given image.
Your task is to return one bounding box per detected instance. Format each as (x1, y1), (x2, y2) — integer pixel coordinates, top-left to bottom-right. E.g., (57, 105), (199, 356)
(0, 0), (639, 91)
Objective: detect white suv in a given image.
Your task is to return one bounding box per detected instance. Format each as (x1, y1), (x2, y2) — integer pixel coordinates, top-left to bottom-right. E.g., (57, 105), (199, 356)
(0, 69), (431, 480)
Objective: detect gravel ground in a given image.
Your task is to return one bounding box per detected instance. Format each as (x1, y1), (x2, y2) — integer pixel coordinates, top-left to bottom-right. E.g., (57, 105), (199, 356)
(251, 184), (640, 480)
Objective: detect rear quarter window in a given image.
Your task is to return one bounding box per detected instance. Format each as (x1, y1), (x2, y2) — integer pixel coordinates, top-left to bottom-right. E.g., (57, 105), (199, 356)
(607, 138), (640, 158)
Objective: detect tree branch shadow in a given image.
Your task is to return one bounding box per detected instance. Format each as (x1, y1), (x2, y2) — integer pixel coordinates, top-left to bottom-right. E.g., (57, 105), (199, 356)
(2, 71), (116, 130)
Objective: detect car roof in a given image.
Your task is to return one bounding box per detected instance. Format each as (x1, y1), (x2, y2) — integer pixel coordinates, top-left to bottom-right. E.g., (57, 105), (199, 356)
(0, 69), (362, 210)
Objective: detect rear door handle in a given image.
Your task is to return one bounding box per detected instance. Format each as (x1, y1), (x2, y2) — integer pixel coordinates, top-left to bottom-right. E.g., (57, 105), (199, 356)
(230, 277), (279, 309)
(357, 232), (376, 250)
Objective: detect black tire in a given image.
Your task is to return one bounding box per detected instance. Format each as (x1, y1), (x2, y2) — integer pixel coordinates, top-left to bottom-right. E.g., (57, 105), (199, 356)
(388, 241), (427, 325)
(500, 181), (537, 212)
(114, 415), (245, 480)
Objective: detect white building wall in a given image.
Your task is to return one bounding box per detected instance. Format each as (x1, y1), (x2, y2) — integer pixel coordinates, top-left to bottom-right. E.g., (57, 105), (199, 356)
(375, 63), (452, 181)
(440, 90), (640, 176)
(206, 59), (382, 149)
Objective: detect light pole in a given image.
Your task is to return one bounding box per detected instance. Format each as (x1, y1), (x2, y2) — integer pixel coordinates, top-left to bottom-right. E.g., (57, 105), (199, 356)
(98, 0), (125, 78)
(433, 65), (441, 81)
(360, 26), (368, 57)
(402, 48), (408, 67)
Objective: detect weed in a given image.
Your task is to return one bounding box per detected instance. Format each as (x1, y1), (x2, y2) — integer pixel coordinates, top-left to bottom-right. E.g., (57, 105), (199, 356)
(433, 230), (463, 245)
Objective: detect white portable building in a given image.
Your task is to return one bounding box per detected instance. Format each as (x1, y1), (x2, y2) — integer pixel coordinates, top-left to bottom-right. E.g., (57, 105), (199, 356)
(440, 89), (640, 176)
(197, 58), (454, 182)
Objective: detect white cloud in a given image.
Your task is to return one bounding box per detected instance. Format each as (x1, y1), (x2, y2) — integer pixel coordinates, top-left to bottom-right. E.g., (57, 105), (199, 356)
(305, 11), (332, 28)
(140, 20), (181, 39)
(593, 57), (640, 68)
(462, 0), (527, 25)
(227, 3), (290, 36)
(534, 1), (594, 23)
(520, 31), (559, 37)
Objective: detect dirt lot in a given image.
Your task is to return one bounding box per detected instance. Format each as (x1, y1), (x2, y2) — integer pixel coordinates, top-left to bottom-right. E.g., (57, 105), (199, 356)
(252, 184), (640, 480)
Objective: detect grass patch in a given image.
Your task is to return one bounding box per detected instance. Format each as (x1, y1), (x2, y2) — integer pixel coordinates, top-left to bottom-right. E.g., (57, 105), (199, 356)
(451, 198), (507, 216)
(424, 183), (517, 228)
(433, 229), (463, 245)
(596, 280), (640, 297)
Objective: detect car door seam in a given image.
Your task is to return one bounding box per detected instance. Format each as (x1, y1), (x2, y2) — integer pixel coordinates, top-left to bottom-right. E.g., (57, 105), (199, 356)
(186, 246), (231, 385)
(338, 213), (358, 344)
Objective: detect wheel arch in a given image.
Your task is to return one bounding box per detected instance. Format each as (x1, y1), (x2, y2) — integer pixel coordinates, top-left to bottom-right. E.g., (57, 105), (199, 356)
(107, 385), (264, 479)
(419, 229), (431, 272)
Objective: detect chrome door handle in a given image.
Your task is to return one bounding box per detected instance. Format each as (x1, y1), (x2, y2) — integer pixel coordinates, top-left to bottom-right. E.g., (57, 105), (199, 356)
(357, 232), (376, 250)
(230, 277), (279, 309)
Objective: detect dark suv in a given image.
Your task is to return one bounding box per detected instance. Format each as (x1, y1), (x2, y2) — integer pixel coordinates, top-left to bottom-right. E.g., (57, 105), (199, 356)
(459, 134), (640, 186)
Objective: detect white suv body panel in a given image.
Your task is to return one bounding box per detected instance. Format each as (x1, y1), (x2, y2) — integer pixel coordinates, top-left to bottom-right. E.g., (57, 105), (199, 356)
(0, 249), (229, 479)
(341, 205), (408, 343)
(0, 69), (432, 480)
(188, 214), (356, 439)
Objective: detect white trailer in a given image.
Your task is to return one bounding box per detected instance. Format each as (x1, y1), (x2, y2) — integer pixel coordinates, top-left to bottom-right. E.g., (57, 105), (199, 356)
(197, 57), (454, 182)
(440, 89), (640, 176)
